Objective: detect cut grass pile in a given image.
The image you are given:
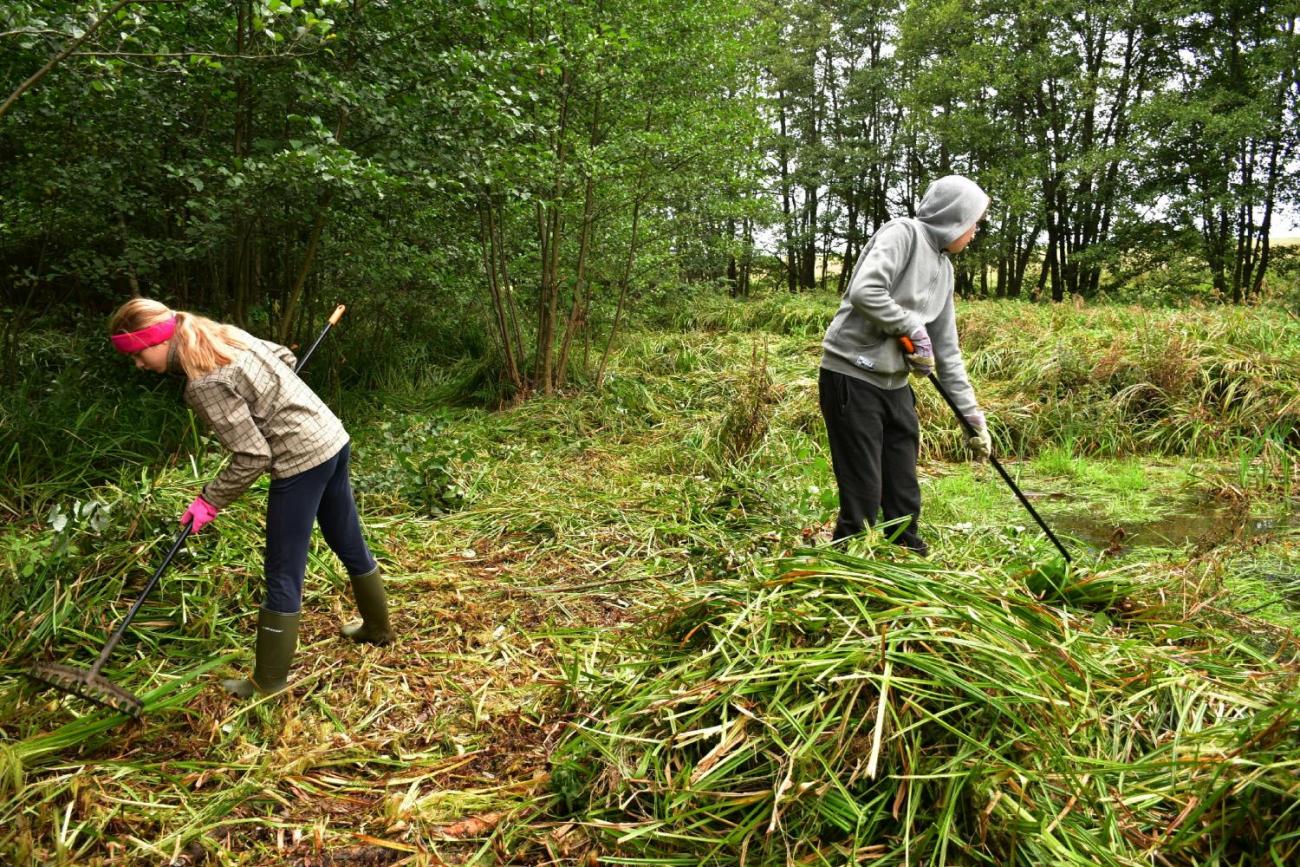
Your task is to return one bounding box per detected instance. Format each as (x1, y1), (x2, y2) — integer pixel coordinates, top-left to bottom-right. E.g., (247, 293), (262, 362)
(553, 545), (1300, 865)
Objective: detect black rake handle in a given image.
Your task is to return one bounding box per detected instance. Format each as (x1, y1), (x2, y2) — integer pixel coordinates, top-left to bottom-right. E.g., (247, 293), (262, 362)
(89, 519), (193, 675)
(293, 304), (346, 373)
(901, 336), (1072, 563)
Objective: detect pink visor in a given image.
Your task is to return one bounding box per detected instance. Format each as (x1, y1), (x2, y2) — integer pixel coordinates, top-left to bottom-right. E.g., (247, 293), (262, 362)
(111, 316), (176, 354)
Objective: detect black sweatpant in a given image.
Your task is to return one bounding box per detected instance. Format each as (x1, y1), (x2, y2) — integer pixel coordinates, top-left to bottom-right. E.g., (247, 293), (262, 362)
(263, 442), (377, 614)
(818, 367), (927, 554)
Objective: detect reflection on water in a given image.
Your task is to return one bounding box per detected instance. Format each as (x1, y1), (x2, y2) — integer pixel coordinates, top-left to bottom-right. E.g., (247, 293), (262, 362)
(1053, 507), (1297, 553)
(1053, 506), (1299, 620)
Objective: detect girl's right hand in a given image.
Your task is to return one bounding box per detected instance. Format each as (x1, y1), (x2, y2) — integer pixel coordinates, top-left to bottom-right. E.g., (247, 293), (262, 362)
(181, 496), (219, 533)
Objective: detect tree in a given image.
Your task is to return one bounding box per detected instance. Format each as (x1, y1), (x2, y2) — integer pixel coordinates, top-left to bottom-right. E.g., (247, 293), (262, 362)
(0, 0), (766, 396)
(472, 0), (764, 395)
(1142, 0), (1299, 302)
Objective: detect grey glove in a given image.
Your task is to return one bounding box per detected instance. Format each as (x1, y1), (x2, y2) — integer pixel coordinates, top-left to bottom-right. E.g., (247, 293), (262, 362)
(965, 410), (992, 461)
(903, 327), (935, 377)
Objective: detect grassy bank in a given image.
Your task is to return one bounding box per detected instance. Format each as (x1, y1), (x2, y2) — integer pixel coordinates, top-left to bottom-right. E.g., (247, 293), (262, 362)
(0, 294), (1296, 863)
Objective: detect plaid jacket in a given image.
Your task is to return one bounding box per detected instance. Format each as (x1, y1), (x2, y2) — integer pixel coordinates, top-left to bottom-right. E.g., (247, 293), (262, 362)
(182, 330), (349, 509)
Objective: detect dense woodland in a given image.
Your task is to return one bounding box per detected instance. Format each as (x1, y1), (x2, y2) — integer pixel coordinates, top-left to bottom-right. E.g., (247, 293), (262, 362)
(2, 1), (1297, 397)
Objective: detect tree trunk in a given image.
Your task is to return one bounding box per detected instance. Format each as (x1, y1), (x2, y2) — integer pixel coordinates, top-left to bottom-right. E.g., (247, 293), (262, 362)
(595, 192), (644, 388)
(278, 192), (333, 343)
(535, 66), (572, 393)
(229, 0), (255, 327)
(556, 168), (597, 389)
(480, 200), (523, 392)
(778, 91), (796, 294)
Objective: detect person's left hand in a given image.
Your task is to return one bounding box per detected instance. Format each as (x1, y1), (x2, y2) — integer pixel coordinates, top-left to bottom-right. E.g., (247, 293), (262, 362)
(965, 411), (992, 461)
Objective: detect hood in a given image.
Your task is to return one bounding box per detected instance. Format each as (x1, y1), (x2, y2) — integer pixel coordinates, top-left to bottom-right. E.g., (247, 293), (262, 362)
(915, 175), (989, 250)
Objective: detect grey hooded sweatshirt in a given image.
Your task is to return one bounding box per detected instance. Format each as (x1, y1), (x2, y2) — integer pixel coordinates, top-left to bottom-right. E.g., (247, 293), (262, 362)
(820, 175), (988, 416)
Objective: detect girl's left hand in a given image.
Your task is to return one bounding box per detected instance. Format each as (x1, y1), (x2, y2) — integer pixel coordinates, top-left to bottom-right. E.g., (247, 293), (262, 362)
(181, 496), (219, 533)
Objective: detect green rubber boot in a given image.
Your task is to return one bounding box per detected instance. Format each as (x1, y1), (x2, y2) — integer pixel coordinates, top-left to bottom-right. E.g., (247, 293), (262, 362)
(221, 608), (300, 698)
(340, 566), (395, 645)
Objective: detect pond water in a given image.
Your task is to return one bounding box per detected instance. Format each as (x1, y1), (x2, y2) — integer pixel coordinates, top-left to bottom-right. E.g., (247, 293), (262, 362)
(1052, 506), (1296, 554)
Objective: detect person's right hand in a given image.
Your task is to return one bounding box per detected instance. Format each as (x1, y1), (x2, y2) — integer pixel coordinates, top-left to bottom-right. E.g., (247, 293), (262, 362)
(965, 411), (993, 461)
(181, 495), (219, 533)
(903, 327), (935, 377)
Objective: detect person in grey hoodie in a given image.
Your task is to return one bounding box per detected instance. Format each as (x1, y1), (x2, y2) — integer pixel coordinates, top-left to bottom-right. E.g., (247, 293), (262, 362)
(819, 175), (993, 554)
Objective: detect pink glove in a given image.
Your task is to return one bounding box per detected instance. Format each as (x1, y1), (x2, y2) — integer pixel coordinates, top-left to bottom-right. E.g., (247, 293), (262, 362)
(181, 495), (219, 533)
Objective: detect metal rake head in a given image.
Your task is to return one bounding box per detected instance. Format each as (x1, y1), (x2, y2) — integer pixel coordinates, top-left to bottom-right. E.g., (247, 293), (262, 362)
(28, 662), (143, 718)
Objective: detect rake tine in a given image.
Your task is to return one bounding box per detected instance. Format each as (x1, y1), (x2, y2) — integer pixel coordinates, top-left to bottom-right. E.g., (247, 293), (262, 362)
(28, 663), (143, 718)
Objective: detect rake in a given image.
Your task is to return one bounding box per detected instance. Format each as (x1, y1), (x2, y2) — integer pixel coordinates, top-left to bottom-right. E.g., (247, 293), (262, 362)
(901, 335), (1072, 564)
(28, 304), (347, 717)
(29, 521), (193, 717)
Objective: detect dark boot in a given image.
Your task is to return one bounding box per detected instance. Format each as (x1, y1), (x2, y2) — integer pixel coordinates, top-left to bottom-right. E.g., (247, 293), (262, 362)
(222, 608), (300, 698)
(340, 566), (395, 645)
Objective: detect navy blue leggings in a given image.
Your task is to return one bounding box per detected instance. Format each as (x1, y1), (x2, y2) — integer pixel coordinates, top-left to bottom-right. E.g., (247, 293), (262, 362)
(263, 442), (376, 614)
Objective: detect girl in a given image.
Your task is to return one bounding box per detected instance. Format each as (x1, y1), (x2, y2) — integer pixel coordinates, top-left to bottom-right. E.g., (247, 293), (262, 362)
(819, 175), (993, 555)
(109, 298), (395, 699)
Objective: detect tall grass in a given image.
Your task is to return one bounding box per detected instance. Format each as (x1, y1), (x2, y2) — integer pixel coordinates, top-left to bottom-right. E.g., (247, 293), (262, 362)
(677, 293), (1300, 466)
(957, 302), (1300, 460)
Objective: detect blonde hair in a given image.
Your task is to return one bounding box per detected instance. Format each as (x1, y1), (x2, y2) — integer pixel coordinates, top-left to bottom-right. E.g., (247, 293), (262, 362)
(109, 298), (246, 379)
